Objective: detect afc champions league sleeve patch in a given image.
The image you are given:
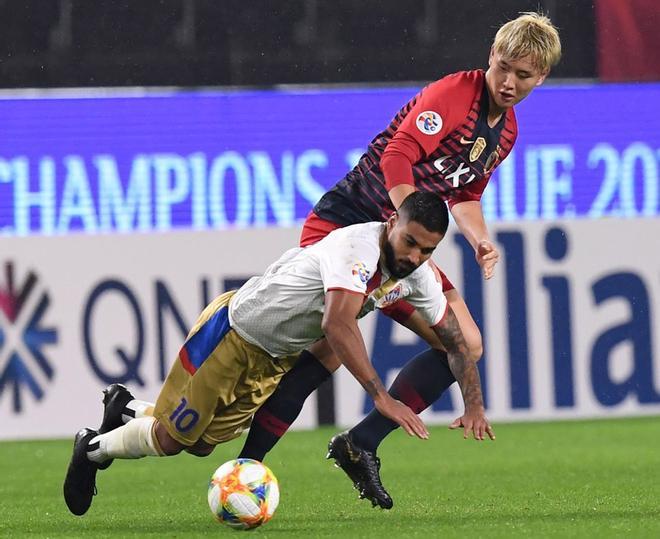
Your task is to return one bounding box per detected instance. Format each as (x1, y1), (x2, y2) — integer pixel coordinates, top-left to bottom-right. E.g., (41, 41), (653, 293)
(415, 110), (443, 135)
(351, 262), (371, 287)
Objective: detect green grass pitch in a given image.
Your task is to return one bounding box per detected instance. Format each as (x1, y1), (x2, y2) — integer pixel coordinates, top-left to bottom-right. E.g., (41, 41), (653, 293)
(1, 417), (659, 538)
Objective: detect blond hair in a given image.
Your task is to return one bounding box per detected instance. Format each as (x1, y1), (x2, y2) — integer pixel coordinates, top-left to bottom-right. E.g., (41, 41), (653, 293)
(493, 12), (561, 73)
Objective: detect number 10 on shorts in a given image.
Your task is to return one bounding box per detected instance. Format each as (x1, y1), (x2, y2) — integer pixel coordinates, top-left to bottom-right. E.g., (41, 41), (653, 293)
(169, 397), (200, 433)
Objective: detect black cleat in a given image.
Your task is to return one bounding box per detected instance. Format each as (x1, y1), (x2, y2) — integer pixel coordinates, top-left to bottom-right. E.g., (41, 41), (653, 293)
(326, 431), (394, 510)
(63, 428), (101, 516)
(97, 384), (134, 470)
(99, 383), (134, 434)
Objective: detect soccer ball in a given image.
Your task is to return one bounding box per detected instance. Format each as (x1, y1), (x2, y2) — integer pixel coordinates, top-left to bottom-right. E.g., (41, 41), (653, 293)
(207, 458), (280, 530)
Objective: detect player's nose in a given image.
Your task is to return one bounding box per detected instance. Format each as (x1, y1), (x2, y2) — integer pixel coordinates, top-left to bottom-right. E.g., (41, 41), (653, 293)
(407, 250), (422, 266)
(503, 73), (515, 89)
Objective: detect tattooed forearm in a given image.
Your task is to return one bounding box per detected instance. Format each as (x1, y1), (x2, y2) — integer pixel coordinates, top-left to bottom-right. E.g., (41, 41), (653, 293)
(435, 307), (484, 410)
(458, 365), (484, 410)
(362, 376), (386, 398)
(435, 306), (470, 357)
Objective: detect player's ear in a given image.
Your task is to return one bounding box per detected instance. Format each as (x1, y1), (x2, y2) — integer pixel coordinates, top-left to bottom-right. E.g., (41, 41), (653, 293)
(535, 69), (549, 86)
(387, 211), (398, 230)
(488, 46), (495, 66)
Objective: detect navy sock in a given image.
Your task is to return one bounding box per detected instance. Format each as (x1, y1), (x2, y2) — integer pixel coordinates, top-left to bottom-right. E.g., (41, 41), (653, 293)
(238, 349), (332, 461)
(350, 348), (455, 452)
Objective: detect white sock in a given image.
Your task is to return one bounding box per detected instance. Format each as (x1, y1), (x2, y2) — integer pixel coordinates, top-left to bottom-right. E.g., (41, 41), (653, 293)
(123, 399), (155, 423)
(87, 416), (162, 462)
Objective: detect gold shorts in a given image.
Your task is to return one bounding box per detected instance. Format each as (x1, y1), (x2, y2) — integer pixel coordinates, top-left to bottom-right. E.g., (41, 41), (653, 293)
(153, 291), (298, 446)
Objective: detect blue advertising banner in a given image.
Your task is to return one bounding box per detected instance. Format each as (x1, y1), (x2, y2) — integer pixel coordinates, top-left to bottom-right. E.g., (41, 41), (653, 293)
(1, 82), (659, 236)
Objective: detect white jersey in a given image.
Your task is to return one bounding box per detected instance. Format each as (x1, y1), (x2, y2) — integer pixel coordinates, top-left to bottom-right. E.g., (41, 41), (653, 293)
(228, 222), (447, 357)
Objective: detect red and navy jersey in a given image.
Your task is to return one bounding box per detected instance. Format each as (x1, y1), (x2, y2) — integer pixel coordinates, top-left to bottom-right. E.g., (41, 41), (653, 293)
(313, 70), (517, 225)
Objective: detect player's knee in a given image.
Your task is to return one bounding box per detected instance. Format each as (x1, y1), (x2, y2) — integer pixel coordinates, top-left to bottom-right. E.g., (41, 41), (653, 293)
(317, 353), (341, 372)
(186, 439), (216, 457)
(154, 421), (186, 456)
(455, 317), (483, 363)
(309, 340), (342, 372)
(435, 332), (483, 362)
(469, 343), (483, 363)
(466, 335), (483, 363)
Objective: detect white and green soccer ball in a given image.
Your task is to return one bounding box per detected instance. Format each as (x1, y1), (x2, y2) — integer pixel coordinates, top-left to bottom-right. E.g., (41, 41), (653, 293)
(207, 458), (280, 530)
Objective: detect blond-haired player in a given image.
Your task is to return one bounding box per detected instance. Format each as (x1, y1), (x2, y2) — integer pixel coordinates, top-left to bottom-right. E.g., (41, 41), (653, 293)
(230, 12), (562, 508)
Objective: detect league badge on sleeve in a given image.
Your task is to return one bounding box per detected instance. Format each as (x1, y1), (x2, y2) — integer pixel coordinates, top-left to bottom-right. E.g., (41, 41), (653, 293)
(351, 262), (371, 287)
(416, 111), (442, 135)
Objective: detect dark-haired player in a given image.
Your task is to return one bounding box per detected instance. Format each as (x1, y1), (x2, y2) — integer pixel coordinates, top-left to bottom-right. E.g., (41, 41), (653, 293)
(64, 193), (492, 516)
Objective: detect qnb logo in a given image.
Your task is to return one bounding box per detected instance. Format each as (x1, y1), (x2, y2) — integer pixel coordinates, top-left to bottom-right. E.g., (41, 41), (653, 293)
(0, 262), (57, 412)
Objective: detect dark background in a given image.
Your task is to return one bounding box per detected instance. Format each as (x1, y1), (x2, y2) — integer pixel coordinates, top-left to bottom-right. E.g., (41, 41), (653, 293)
(0, 0), (599, 88)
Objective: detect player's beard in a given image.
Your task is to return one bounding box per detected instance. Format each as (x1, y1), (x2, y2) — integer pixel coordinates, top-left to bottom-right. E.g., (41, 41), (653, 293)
(383, 239), (417, 279)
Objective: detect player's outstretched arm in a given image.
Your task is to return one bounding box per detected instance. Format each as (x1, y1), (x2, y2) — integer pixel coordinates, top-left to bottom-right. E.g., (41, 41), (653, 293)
(322, 289), (429, 440)
(450, 200), (500, 280)
(433, 305), (495, 441)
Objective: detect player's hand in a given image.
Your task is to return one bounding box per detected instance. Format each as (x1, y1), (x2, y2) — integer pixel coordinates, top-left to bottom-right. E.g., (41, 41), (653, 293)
(449, 408), (495, 441)
(475, 240), (499, 280)
(374, 394), (429, 440)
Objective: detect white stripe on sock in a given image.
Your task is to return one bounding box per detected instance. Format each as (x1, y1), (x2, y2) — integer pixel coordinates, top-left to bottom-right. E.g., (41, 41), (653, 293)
(87, 417), (161, 462)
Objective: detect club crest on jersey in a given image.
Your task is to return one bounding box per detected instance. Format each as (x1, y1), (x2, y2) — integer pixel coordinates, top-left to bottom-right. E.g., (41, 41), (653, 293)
(379, 283), (403, 307)
(416, 111), (442, 135)
(469, 137), (487, 162)
(351, 262), (370, 285)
